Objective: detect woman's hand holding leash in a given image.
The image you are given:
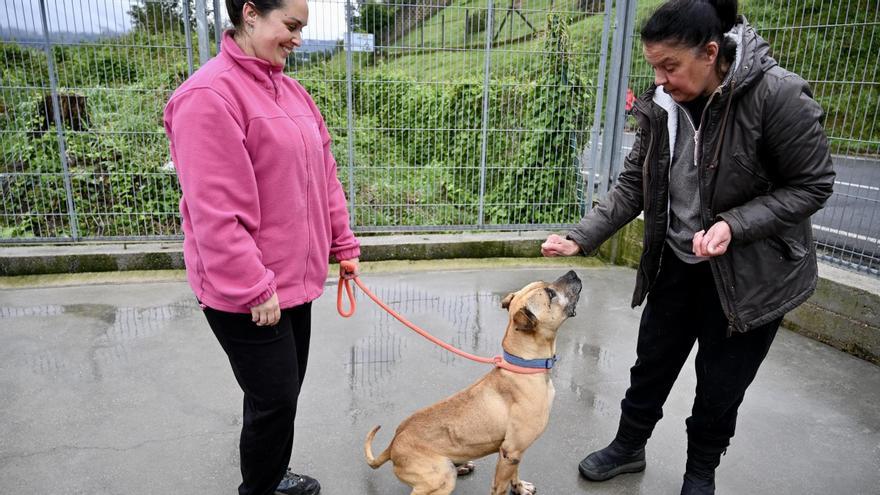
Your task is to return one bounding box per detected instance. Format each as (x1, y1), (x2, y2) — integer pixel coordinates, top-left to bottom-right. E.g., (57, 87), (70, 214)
(340, 257), (360, 280)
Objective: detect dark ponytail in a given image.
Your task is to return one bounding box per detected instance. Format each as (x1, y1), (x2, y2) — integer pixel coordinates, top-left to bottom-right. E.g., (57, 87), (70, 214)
(640, 0), (738, 48)
(225, 0), (286, 30)
(710, 0), (738, 33)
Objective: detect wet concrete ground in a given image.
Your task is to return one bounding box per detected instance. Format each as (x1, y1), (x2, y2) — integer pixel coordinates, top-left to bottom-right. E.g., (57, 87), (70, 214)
(1, 263), (879, 494)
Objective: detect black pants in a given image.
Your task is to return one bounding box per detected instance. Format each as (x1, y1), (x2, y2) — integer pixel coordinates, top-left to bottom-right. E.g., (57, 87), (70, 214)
(616, 249), (780, 478)
(204, 303), (312, 495)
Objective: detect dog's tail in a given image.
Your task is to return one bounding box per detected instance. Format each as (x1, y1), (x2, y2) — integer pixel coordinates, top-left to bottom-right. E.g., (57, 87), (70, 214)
(364, 425), (391, 469)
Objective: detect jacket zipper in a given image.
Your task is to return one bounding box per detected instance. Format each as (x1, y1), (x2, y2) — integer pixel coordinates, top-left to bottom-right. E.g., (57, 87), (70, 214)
(270, 68), (313, 295)
(695, 84), (739, 333)
(643, 112), (666, 290)
(669, 88), (738, 331)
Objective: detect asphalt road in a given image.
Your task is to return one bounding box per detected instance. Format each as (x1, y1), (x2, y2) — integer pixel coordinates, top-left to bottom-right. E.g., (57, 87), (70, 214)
(813, 155), (880, 273)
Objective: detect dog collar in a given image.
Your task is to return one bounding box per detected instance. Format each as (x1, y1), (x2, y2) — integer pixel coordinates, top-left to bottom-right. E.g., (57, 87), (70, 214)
(502, 351), (557, 370)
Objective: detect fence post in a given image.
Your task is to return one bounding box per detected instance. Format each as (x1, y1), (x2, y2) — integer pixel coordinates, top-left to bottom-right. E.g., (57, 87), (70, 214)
(214, 0), (223, 54)
(599, 0), (637, 193)
(477, 0), (496, 227)
(584, 0), (613, 212)
(182, 0), (195, 74)
(38, 0), (79, 240)
(195, 0), (211, 64)
(344, 0), (357, 227)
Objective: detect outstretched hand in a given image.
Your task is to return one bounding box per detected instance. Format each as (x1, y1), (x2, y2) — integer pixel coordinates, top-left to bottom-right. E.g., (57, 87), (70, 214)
(541, 234), (581, 257)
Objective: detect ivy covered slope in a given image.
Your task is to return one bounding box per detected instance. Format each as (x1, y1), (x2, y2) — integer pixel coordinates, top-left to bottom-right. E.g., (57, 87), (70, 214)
(1, 0), (876, 238)
(298, 1), (598, 228)
(1, 29), (190, 238)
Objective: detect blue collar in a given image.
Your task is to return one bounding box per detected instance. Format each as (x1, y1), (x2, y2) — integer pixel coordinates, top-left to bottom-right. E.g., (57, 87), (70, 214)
(503, 350), (557, 370)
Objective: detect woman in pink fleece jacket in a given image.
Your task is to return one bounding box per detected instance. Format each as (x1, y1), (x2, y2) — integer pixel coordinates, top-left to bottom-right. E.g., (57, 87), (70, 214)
(164, 0), (358, 493)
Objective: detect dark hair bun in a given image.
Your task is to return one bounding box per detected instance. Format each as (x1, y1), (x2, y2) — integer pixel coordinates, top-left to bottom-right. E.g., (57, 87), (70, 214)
(641, 0), (739, 48)
(709, 0), (738, 32)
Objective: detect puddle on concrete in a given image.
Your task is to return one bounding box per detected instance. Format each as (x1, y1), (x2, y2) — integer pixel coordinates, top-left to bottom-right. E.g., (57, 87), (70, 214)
(102, 301), (198, 342)
(345, 282), (504, 395)
(0, 305), (66, 319)
(1, 299), (199, 380)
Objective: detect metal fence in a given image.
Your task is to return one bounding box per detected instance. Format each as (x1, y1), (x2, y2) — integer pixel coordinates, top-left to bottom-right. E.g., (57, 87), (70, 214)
(1, 0), (879, 274)
(1, 0), (611, 239)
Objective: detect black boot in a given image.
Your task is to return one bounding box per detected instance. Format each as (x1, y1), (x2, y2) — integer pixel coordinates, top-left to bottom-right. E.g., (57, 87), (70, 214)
(578, 439), (646, 481)
(680, 438), (724, 495)
(680, 473), (715, 494)
(275, 469), (321, 495)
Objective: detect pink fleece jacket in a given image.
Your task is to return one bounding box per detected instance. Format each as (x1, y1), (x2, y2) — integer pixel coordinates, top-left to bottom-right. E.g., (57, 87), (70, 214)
(164, 32), (360, 313)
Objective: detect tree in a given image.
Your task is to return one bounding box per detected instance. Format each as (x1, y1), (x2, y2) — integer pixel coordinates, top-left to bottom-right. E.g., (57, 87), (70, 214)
(129, 0), (215, 34)
(352, 1), (397, 35)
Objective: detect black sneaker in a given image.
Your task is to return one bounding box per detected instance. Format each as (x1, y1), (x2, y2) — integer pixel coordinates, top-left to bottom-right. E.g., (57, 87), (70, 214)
(578, 440), (646, 481)
(275, 469), (321, 495)
(680, 473), (715, 495)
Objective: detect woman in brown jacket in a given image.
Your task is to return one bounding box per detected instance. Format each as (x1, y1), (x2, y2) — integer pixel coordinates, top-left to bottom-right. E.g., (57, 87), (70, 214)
(542, 0), (835, 493)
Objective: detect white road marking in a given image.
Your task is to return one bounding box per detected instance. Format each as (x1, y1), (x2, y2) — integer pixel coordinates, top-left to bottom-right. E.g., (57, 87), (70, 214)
(835, 181), (880, 192)
(813, 224), (880, 244)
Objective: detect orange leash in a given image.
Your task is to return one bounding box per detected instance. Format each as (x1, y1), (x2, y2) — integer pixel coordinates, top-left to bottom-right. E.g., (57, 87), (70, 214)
(337, 261), (548, 374)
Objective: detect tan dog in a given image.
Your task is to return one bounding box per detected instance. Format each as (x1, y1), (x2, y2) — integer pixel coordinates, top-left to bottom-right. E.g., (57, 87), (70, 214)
(364, 271), (582, 495)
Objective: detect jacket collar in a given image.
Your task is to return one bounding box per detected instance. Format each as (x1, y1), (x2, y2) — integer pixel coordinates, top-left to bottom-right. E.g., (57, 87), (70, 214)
(220, 30), (284, 90)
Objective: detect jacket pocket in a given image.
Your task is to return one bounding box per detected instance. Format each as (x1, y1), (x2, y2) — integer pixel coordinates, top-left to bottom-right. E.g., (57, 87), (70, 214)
(767, 235), (808, 261)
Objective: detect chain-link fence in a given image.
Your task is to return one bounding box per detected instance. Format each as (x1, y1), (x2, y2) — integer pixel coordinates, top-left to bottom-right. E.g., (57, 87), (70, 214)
(2, 0), (879, 275)
(1, 0), (201, 239)
(1, 0), (610, 239)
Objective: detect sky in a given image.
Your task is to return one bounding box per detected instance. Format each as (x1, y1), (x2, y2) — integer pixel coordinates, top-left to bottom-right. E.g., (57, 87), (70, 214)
(0, 0), (349, 40)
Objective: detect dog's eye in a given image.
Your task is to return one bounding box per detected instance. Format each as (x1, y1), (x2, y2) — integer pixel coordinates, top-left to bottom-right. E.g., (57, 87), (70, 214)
(545, 288), (557, 300)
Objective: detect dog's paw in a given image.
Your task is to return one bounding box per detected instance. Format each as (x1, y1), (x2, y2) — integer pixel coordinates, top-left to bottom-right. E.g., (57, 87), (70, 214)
(510, 479), (536, 495)
(456, 461), (476, 476)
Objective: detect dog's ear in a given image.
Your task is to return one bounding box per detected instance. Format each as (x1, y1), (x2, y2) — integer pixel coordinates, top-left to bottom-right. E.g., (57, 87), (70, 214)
(513, 306), (538, 332)
(501, 292), (515, 310)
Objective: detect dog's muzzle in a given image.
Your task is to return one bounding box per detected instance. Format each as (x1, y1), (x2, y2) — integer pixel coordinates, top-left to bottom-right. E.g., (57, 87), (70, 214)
(553, 270), (582, 317)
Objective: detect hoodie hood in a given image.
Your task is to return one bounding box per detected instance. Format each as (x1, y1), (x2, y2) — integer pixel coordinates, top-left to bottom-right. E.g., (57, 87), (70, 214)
(727, 16), (777, 97)
(637, 16), (776, 162)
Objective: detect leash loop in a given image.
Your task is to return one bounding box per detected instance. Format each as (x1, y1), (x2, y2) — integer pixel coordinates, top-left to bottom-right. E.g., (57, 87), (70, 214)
(337, 277), (355, 318)
(336, 262), (548, 375)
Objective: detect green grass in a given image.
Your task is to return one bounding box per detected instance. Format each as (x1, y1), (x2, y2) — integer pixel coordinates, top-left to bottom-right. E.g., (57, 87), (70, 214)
(295, 0), (879, 157)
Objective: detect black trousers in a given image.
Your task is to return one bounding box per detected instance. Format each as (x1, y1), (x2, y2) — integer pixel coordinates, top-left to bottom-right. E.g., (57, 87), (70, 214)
(617, 249), (780, 477)
(204, 303), (312, 495)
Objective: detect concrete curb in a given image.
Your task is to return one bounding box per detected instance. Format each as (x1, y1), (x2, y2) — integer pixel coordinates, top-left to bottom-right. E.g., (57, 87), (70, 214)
(785, 263), (880, 365)
(0, 232), (556, 276)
